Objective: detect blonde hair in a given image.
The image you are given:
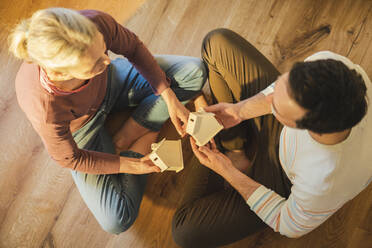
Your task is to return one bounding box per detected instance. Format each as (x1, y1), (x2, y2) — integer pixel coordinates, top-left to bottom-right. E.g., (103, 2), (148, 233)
(8, 8), (98, 71)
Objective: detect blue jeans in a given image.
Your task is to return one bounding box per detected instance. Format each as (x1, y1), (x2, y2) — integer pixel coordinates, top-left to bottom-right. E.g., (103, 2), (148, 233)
(71, 55), (206, 234)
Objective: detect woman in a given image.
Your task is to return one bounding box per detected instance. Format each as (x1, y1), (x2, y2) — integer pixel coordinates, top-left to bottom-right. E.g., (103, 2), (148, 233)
(9, 8), (206, 234)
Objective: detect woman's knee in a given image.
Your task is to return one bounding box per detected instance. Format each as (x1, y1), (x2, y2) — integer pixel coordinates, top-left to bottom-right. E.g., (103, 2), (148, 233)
(180, 58), (207, 91)
(97, 179), (144, 235)
(99, 211), (139, 235)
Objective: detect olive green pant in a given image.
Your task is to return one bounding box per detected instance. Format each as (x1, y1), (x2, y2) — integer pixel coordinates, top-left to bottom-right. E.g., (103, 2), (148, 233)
(172, 29), (292, 248)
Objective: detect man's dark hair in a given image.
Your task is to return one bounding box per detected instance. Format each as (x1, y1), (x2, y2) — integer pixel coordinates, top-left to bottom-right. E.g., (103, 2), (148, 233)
(288, 59), (368, 134)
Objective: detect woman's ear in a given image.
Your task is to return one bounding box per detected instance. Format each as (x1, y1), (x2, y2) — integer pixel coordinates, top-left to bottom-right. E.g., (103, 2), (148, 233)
(44, 68), (71, 81)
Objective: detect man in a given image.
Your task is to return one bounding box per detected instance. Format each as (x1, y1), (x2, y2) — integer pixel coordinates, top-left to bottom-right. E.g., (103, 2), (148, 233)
(172, 28), (372, 247)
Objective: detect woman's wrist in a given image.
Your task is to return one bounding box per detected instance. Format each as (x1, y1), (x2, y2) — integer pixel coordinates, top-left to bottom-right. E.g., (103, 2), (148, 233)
(119, 156), (138, 173)
(160, 87), (176, 105)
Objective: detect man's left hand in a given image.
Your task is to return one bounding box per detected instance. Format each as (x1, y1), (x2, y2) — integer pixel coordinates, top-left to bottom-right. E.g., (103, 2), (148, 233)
(190, 137), (233, 174)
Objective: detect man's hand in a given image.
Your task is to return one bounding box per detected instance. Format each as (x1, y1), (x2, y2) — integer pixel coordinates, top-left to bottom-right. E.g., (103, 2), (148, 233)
(190, 137), (233, 174)
(204, 103), (242, 129)
(119, 155), (160, 174)
(161, 88), (189, 136)
(190, 137), (261, 201)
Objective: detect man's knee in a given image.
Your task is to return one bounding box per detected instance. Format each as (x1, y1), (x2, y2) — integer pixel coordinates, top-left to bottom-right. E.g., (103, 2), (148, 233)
(175, 58), (207, 92)
(172, 207), (211, 248)
(172, 227), (201, 248)
(172, 217), (203, 248)
(201, 28), (237, 60)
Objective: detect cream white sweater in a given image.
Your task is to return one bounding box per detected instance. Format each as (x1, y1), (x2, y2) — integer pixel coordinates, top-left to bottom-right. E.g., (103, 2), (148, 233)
(247, 51), (372, 238)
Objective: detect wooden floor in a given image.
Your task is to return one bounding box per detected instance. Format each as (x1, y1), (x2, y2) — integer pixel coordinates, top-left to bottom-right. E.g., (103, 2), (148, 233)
(1, 0), (372, 247)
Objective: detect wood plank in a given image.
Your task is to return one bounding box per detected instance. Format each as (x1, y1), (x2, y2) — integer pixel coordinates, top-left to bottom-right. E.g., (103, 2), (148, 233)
(0, 0), (371, 247)
(49, 187), (113, 248)
(347, 228), (372, 248)
(0, 150), (73, 247)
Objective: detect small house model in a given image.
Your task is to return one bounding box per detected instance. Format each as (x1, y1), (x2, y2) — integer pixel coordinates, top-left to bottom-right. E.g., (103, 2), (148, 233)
(149, 138), (184, 172)
(186, 109), (224, 146)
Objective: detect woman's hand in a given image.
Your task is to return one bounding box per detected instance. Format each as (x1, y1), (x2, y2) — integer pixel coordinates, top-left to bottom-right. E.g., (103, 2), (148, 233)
(204, 102), (242, 129)
(161, 88), (189, 136)
(119, 155), (160, 174)
(190, 137), (233, 174)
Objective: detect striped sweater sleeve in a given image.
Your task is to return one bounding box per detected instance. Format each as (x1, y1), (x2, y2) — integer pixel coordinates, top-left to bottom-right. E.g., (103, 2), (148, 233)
(260, 82), (276, 96)
(246, 186), (337, 238)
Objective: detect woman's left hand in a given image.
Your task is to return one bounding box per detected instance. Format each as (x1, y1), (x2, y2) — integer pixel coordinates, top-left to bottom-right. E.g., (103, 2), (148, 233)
(161, 88), (189, 136)
(190, 137), (233, 174)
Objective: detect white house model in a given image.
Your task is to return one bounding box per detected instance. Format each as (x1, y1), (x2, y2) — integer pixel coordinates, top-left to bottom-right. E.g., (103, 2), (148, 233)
(186, 109), (224, 146)
(149, 138), (184, 172)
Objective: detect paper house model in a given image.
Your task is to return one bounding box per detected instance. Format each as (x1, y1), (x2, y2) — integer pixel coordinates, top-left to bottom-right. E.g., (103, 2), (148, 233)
(186, 109), (224, 146)
(149, 138), (184, 172)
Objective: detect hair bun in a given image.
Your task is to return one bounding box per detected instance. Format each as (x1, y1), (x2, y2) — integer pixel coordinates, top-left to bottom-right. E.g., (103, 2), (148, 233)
(8, 19), (32, 61)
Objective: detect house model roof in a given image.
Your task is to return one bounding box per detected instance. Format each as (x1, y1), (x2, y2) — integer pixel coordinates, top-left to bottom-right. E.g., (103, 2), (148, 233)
(186, 109), (223, 146)
(149, 138), (184, 173)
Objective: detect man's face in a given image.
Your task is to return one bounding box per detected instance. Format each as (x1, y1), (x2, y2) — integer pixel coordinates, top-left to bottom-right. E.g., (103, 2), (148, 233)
(266, 72), (307, 128)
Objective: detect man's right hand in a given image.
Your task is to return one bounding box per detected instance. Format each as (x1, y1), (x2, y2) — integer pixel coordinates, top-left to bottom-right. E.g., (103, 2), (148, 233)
(204, 93), (273, 128)
(204, 103), (242, 129)
(119, 155), (160, 174)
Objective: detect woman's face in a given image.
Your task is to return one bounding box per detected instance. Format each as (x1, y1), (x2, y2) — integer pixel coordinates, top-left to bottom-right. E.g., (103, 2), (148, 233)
(66, 32), (111, 80)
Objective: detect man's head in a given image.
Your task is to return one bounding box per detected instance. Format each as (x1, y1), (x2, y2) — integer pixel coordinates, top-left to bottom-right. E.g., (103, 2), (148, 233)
(9, 8), (111, 80)
(269, 59), (368, 134)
